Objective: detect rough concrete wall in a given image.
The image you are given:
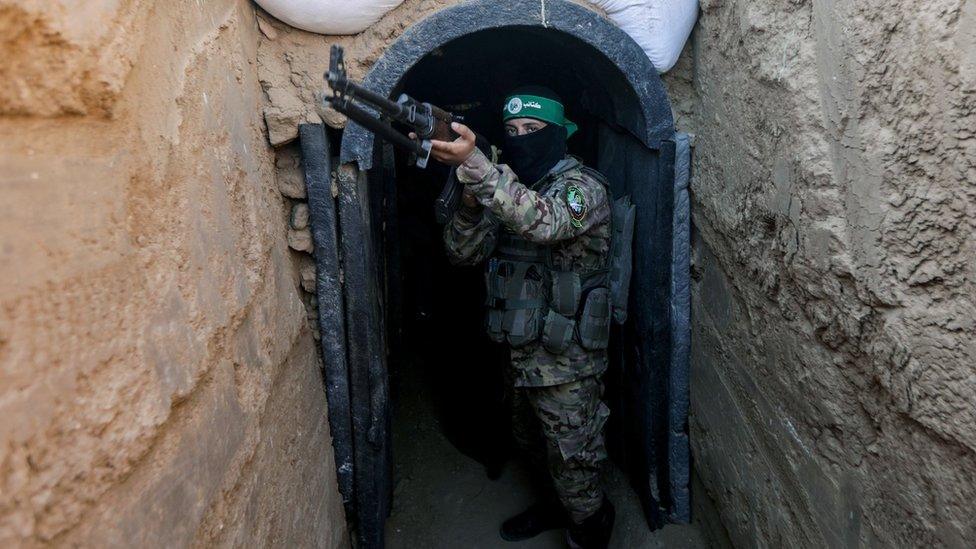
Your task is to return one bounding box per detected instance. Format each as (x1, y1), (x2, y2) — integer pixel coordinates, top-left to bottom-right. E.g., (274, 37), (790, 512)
(669, 0), (976, 546)
(0, 0), (347, 546)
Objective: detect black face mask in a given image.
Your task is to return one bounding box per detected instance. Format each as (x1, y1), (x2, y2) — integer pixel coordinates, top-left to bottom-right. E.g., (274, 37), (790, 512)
(503, 123), (568, 186)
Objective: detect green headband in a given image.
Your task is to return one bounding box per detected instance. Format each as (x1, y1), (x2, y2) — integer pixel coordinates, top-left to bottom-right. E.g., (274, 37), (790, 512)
(502, 94), (578, 138)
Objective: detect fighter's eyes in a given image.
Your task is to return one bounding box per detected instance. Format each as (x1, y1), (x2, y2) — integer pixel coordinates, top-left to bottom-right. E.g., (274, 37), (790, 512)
(506, 124), (542, 136)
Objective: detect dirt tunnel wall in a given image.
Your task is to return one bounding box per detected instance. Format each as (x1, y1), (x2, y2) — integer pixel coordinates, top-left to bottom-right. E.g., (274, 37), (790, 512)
(1, 0), (974, 547)
(0, 0), (346, 546)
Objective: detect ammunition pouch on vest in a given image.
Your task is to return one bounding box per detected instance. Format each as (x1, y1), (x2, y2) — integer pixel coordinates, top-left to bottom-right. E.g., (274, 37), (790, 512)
(484, 232), (611, 352)
(484, 235), (548, 348)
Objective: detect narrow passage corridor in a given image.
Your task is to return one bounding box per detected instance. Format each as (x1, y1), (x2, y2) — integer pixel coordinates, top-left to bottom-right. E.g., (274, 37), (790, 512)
(384, 363), (709, 548)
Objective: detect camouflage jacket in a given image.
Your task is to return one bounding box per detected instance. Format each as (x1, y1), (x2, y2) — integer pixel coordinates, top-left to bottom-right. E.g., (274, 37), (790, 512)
(443, 148), (611, 387)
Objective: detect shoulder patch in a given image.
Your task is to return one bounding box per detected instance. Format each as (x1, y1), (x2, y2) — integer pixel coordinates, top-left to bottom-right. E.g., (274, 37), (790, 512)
(566, 184), (587, 227)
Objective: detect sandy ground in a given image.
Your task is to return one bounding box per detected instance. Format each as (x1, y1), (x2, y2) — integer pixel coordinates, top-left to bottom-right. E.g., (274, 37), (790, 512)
(385, 367), (707, 548)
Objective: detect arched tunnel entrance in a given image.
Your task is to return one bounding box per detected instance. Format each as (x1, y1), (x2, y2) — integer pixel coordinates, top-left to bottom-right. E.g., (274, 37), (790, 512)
(302, 1), (692, 546)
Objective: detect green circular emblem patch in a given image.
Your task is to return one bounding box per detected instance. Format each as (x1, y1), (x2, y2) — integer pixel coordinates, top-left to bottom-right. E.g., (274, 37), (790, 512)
(566, 185), (587, 227)
(506, 97), (523, 115)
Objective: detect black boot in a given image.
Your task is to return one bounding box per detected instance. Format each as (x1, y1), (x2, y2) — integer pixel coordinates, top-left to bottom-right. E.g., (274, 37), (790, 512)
(566, 499), (615, 549)
(499, 500), (568, 541)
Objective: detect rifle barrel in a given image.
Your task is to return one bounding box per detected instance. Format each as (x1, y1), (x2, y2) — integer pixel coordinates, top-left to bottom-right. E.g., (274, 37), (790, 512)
(331, 99), (425, 155)
(337, 78), (405, 119)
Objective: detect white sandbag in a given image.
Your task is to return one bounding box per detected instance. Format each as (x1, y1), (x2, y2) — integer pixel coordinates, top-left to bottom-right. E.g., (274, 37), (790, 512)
(254, 0), (404, 35)
(588, 0), (699, 73)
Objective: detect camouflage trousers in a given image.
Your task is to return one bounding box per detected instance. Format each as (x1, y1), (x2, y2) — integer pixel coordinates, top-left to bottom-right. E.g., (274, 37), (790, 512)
(509, 374), (610, 523)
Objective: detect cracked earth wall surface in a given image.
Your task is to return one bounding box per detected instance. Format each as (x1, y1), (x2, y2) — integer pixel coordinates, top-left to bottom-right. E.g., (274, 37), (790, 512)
(259, 0), (975, 546)
(674, 0), (975, 546)
(0, 0), (346, 546)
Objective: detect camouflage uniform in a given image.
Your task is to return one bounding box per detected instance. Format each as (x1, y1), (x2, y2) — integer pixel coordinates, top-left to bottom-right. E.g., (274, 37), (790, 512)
(443, 147), (611, 522)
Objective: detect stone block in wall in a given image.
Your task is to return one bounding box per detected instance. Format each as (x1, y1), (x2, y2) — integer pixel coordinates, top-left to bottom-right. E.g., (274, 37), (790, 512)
(275, 147), (306, 199)
(288, 228), (314, 253)
(299, 256), (316, 293)
(263, 88), (305, 147)
(262, 73), (324, 147)
(290, 203), (310, 230)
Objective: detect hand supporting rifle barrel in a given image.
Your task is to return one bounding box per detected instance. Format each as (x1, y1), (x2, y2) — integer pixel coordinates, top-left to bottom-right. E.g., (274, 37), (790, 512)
(323, 45), (484, 223)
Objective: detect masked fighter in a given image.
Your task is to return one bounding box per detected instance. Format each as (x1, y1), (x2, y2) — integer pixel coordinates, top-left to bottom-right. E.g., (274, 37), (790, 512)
(434, 86), (615, 548)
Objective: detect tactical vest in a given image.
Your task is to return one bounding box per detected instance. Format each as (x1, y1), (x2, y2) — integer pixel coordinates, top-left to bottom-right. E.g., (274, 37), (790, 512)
(483, 162), (616, 354)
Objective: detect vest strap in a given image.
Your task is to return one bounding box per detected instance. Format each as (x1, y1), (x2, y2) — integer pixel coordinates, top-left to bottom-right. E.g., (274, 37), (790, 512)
(496, 232), (548, 262)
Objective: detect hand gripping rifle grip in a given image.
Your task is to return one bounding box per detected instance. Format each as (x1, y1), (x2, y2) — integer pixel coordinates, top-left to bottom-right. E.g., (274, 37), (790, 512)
(427, 104), (458, 141)
(434, 132), (492, 224)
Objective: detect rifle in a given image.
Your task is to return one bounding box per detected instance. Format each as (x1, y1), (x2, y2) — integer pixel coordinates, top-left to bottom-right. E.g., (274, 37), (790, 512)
(324, 45), (484, 223)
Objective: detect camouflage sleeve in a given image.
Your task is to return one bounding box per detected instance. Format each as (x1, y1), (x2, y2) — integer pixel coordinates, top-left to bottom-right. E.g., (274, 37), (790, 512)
(456, 148), (609, 243)
(443, 203), (499, 266)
